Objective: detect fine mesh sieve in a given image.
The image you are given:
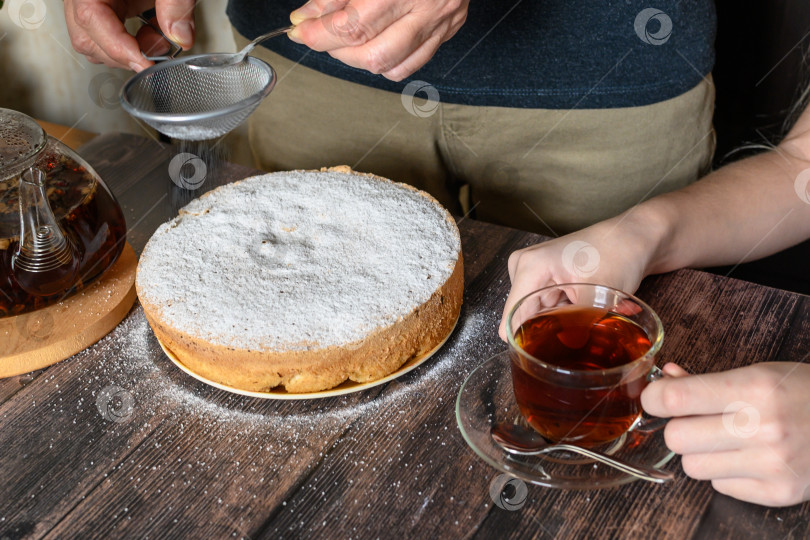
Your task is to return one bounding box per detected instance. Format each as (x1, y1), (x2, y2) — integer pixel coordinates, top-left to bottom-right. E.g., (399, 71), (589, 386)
(120, 55), (277, 140)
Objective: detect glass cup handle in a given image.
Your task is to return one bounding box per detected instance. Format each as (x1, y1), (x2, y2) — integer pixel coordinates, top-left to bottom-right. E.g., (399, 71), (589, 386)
(647, 365), (665, 383)
(634, 365), (669, 434)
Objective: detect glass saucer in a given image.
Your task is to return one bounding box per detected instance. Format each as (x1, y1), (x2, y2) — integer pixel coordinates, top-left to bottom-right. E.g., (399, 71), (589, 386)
(456, 351), (676, 489)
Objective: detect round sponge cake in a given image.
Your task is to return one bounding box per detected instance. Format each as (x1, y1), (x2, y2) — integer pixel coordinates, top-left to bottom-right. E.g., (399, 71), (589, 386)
(136, 166), (463, 393)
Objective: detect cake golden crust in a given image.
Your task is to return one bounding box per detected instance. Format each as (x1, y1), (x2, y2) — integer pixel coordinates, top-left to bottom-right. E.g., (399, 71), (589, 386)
(142, 254), (462, 393)
(136, 166), (463, 393)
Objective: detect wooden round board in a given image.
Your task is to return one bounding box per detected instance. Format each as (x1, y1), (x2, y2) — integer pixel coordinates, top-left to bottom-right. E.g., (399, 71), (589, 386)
(0, 243), (138, 377)
(155, 312), (460, 400)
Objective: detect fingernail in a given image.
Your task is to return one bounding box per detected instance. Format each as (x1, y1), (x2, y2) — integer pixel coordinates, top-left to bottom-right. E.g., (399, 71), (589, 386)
(170, 21), (195, 49)
(290, 1), (317, 24)
(287, 26), (303, 44)
(129, 62), (144, 72)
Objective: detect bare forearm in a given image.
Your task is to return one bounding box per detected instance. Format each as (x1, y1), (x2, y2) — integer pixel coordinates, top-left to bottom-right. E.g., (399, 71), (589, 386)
(642, 145), (810, 274)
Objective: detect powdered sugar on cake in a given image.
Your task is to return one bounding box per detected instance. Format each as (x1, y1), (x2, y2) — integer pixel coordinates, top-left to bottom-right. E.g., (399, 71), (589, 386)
(136, 170), (461, 351)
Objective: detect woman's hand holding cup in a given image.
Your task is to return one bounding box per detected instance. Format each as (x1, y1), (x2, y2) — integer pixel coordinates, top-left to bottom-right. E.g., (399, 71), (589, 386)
(642, 362), (810, 506)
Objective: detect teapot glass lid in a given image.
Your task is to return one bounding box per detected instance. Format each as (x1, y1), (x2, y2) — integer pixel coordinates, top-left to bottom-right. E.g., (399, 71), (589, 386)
(0, 108), (48, 180)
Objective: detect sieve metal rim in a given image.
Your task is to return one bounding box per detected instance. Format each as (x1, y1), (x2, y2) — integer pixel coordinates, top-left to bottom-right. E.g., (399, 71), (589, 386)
(119, 55), (277, 125)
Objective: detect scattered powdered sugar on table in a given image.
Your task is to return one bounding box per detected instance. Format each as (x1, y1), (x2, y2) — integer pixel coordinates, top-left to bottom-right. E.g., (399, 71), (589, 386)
(19, 302), (503, 533)
(136, 170), (462, 351)
(80, 301), (500, 433)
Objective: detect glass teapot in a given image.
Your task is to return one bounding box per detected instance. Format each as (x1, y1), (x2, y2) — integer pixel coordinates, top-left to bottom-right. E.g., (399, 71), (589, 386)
(0, 109), (126, 318)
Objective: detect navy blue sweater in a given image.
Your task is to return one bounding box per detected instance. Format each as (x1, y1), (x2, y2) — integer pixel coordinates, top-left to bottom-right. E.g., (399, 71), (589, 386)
(227, 0), (715, 109)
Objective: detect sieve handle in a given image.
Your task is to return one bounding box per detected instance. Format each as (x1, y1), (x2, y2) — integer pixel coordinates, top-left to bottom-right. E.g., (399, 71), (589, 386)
(137, 8), (183, 62)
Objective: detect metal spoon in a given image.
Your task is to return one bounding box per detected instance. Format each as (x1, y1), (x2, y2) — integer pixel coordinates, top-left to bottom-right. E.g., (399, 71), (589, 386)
(491, 423), (674, 484)
(186, 25), (294, 69)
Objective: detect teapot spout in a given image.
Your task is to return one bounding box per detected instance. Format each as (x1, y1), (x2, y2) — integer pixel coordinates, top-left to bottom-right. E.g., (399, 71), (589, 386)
(11, 168), (80, 296)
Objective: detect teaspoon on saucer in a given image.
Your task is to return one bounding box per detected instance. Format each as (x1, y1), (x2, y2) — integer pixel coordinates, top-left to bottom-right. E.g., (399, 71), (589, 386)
(491, 423), (675, 484)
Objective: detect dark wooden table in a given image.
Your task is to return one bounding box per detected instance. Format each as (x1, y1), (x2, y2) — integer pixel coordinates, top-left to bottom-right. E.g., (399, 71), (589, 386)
(1, 133), (808, 539)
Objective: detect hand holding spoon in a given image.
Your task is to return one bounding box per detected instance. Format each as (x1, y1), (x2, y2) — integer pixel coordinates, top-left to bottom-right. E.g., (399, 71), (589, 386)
(186, 25), (294, 69)
(491, 423), (674, 484)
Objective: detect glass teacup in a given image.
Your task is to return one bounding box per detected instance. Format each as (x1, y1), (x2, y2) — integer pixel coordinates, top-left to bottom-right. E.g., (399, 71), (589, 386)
(505, 283), (664, 448)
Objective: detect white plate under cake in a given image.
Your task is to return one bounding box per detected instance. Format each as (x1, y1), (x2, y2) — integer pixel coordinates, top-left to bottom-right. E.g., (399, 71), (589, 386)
(136, 166), (463, 393)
